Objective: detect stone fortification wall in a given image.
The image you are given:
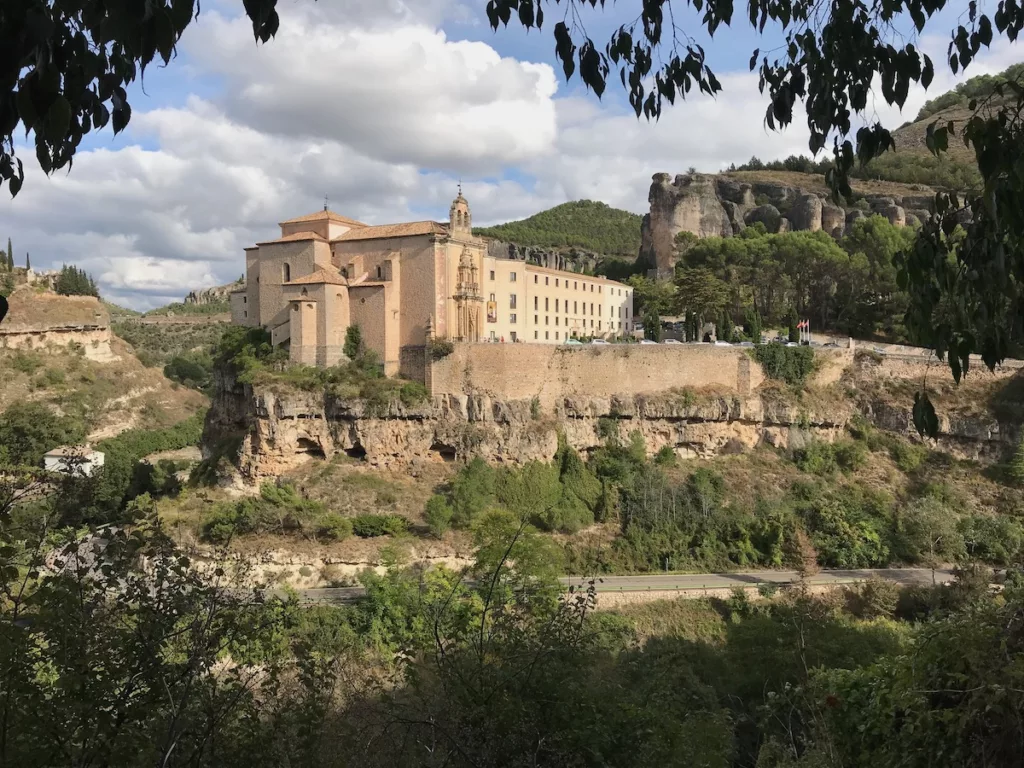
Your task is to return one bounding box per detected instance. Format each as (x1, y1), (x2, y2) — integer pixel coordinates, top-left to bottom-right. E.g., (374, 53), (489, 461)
(0, 289), (115, 361)
(428, 343), (764, 406)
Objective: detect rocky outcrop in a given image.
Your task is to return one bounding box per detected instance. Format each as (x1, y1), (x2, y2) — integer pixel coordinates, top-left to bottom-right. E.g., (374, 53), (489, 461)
(184, 279), (244, 306)
(204, 362), (1021, 482)
(485, 240), (601, 275)
(645, 172), (931, 274)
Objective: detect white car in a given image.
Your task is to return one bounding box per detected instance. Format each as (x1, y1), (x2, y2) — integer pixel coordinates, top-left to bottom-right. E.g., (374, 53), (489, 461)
(714, 340), (732, 347)
(786, 342), (799, 347)
(563, 338), (583, 345)
(590, 339), (610, 345)
(662, 338), (683, 344)
(639, 339), (658, 345)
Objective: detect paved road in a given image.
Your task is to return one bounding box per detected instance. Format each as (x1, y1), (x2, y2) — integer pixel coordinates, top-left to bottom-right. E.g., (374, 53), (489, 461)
(293, 568), (956, 604)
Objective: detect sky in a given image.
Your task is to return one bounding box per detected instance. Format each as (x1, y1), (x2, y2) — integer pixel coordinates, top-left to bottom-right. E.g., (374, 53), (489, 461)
(0, 0), (1020, 309)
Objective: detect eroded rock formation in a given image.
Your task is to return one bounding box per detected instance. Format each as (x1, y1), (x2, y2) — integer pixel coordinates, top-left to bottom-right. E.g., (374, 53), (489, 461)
(643, 172), (924, 275)
(485, 240), (602, 275)
(184, 279), (245, 306)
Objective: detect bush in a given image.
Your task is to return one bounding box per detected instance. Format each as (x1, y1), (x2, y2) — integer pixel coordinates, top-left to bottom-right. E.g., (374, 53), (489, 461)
(427, 338), (455, 360)
(794, 442), (838, 475)
(164, 351), (213, 391)
(352, 514), (410, 538)
(753, 344), (817, 386)
(343, 325), (364, 359)
(10, 351), (42, 374)
(848, 577), (900, 619)
(424, 494), (454, 538)
(888, 438), (928, 472)
(0, 402), (87, 466)
(319, 513), (353, 542)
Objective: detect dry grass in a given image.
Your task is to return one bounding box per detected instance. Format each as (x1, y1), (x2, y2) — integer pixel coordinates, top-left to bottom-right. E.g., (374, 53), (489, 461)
(611, 597), (727, 645)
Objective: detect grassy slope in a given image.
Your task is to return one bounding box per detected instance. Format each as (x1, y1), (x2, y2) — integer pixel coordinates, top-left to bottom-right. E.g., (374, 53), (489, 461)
(112, 317), (227, 367)
(0, 336), (208, 442)
(473, 199), (643, 257)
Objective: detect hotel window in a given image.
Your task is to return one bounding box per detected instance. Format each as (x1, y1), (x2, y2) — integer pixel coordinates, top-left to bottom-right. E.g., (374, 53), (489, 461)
(574, 281), (578, 290)
(545, 276), (549, 285)
(510, 294), (517, 309)
(510, 272), (517, 282)
(510, 313), (517, 323)
(556, 331), (560, 340)
(599, 286), (602, 293)
(590, 284), (594, 292)
(511, 331), (518, 341)
(490, 270), (495, 280)
(556, 278), (560, 287)
(555, 299), (559, 312)
(555, 317), (559, 326)
(534, 275), (538, 284)
(590, 319), (594, 328)
(590, 303), (594, 314)
(545, 298), (549, 310)
(545, 331), (549, 340)
(574, 301), (578, 313)
(489, 293), (495, 302)
(534, 296), (538, 310)
(598, 321), (602, 330)
(535, 331), (539, 339)
(545, 316), (549, 325)
(534, 314), (538, 324)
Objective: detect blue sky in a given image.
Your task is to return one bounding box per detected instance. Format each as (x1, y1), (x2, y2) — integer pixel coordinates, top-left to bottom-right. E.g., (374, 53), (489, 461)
(0, 0), (1015, 309)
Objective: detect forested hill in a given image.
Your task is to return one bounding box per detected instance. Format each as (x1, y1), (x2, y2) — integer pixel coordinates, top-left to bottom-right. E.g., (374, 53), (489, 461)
(473, 200), (643, 257)
(914, 62), (1024, 121)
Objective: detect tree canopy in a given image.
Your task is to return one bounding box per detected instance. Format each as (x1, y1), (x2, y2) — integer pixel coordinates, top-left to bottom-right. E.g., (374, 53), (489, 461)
(54, 264), (98, 297)
(473, 200), (643, 256)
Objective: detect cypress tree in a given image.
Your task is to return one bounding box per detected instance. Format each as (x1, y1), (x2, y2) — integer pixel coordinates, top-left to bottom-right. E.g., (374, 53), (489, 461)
(6, 244), (12, 271)
(25, 252), (30, 270)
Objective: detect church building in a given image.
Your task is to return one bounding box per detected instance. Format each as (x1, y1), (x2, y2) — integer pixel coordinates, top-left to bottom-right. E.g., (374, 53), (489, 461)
(230, 191), (635, 377)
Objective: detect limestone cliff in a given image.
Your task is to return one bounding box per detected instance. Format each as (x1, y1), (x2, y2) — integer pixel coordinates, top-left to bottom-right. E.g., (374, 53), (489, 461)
(184, 278), (244, 306)
(642, 172), (932, 275)
(204, 360), (1020, 484)
(484, 240), (601, 275)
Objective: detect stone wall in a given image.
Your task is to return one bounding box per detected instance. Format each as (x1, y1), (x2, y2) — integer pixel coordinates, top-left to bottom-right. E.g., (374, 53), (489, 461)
(428, 343), (766, 407)
(0, 326), (115, 362)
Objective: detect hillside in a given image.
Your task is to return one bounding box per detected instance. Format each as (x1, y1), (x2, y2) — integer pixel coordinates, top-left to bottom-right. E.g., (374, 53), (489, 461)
(473, 199), (643, 257)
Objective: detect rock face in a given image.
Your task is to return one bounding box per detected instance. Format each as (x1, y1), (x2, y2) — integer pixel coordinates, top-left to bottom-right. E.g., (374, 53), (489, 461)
(204, 362), (1020, 482)
(485, 240), (601, 274)
(184, 279), (244, 306)
(645, 172), (928, 274)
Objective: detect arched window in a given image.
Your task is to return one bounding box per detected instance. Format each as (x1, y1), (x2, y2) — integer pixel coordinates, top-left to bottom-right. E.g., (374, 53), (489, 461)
(283, 262), (291, 282)
(376, 265), (382, 279)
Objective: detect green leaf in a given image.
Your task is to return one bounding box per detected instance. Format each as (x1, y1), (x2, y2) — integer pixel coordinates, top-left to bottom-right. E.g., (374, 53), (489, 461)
(46, 96), (73, 144)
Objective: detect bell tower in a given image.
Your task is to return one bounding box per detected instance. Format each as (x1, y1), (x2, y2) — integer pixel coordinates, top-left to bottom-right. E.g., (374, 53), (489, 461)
(449, 183), (471, 234)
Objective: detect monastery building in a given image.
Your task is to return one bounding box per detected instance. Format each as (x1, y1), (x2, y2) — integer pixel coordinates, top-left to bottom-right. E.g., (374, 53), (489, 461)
(230, 190), (635, 376)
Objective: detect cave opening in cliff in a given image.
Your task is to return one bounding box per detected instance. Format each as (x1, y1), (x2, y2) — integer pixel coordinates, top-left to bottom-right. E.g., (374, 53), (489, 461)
(343, 445), (367, 460)
(429, 441), (457, 462)
(296, 437), (326, 458)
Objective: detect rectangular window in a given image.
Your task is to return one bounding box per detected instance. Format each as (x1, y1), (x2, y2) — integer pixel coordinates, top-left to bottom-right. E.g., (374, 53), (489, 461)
(511, 331), (517, 341)
(598, 321), (602, 331)
(599, 285), (602, 293)
(555, 299), (559, 312)
(545, 276), (549, 285)
(545, 297), (549, 310)
(534, 296), (538, 310)
(555, 317), (559, 326)
(535, 331), (539, 339)
(574, 301), (577, 313)
(490, 270), (495, 280)
(590, 319), (594, 328)
(590, 303), (594, 314)
(510, 313), (517, 324)
(545, 316), (549, 325)
(545, 331), (549, 340)
(574, 281), (578, 290)
(556, 331), (560, 340)
(243, 310), (247, 318)
(510, 294), (517, 309)
(534, 314), (538, 324)
(591, 284), (594, 292)
(489, 293), (495, 302)
(243, 296), (247, 303)
(510, 272), (517, 282)
(534, 275), (538, 284)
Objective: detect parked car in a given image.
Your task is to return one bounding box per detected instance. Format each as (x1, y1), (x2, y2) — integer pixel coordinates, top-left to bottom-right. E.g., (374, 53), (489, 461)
(563, 338), (583, 345)
(639, 339), (658, 345)
(662, 338), (683, 345)
(739, 341), (755, 347)
(873, 346), (887, 355)
(714, 340), (732, 347)
(590, 339), (610, 345)
(786, 342), (799, 347)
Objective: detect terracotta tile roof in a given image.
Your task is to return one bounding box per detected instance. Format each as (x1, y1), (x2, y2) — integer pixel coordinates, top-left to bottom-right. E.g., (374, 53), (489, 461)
(279, 209), (367, 227)
(331, 221), (447, 242)
(285, 267), (348, 286)
(256, 231), (329, 246)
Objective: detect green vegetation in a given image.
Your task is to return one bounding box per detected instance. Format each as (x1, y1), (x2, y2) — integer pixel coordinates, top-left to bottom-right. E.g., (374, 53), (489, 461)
(217, 325), (428, 410)
(753, 344), (817, 386)
(54, 264), (99, 297)
(915, 62), (1024, 121)
(678, 216), (916, 341)
(0, 401), (86, 466)
(144, 300), (231, 316)
(113, 318), (226, 370)
(473, 200), (643, 257)
(202, 481), (343, 544)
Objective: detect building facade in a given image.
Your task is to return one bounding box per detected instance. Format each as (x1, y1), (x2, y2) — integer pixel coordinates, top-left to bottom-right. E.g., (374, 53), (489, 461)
(231, 191), (634, 376)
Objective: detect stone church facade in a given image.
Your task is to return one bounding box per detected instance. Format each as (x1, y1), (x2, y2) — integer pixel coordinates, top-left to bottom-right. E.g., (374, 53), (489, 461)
(231, 191), (634, 377)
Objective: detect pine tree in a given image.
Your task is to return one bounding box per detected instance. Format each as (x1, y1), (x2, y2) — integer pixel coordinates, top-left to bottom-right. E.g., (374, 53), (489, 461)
(6, 244), (12, 271)
(55, 264), (99, 297)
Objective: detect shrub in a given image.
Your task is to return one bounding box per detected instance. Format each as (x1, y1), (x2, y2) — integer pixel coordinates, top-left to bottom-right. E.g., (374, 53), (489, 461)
(424, 494), (454, 538)
(343, 325), (364, 359)
(848, 577), (900, 619)
(654, 445), (677, 466)
(832, 439), (867, 472)
(319, 513), (353, 542)
(753, 344), (817, 386)
(889, 438), (928, 472)
(352, 514), (410, 538)
(0, 401), (87, 466)
(794, 442), (838, 475)
(1009, 437), (1024, 486)
(10, 351), (42, 374)
(530, 397), (541, 419)
(298, 566), (314, 578)
(427, 338), (455, 360)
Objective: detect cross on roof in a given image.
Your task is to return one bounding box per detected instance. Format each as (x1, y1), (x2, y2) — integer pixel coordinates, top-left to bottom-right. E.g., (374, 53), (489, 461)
(323, 194), (329, 211)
